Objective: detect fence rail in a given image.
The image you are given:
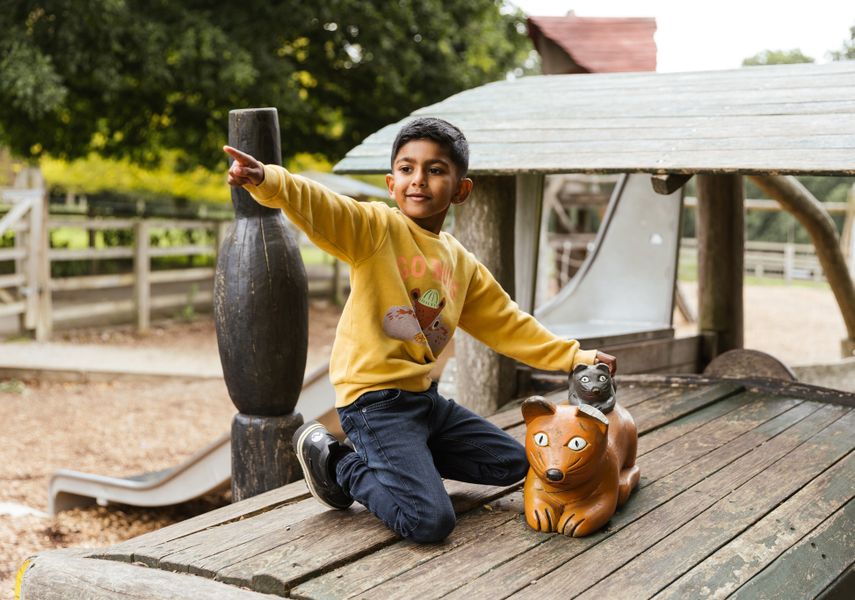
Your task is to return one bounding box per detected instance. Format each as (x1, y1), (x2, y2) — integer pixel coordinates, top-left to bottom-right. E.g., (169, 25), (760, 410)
(0, 188), (348, 339)
(680, 238), (825, 281)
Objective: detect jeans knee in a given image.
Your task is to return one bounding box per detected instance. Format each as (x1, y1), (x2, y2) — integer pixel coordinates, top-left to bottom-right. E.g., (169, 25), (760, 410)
(404, 507), (456, 543)
(499, 444), (529, 485)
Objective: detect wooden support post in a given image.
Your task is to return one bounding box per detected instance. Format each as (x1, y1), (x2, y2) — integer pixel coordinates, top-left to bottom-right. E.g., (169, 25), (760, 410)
(454, 175), (517, 415)
(751, 175), (855, 357)
(134, 220), (150, 332)
(514, 174), (544, 314)
(696, 174), (744, 365)
(33, 190), (52, 341)
(215, 108), (309, 502)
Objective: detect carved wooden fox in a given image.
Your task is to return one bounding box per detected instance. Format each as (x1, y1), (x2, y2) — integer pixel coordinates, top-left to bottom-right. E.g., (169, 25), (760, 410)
(521, 396), (640, 537)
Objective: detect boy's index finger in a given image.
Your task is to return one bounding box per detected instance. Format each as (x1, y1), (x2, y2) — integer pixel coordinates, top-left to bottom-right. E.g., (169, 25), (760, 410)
(223, 145), (257, 166)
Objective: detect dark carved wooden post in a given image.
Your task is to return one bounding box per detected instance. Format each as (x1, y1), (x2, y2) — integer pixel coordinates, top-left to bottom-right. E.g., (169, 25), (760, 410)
(215, 108), (309, 502)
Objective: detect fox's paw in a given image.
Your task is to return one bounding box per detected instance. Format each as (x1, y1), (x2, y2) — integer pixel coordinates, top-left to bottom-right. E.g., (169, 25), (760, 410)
(526, 503), (558, 533)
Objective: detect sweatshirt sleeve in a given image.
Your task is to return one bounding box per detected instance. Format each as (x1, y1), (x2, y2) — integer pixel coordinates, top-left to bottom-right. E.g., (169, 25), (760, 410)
(243, 164), (387, 264)
(458, 261), (598, 372)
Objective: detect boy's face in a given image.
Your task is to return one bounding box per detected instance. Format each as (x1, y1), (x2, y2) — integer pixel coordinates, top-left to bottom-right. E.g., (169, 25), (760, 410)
(386, 139), (472, 235)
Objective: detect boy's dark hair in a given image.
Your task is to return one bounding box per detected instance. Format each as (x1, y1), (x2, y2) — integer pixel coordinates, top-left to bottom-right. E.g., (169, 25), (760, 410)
(390, 117), (469, 177)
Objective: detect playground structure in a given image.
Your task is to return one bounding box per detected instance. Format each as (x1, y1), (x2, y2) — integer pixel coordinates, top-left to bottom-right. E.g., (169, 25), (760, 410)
(19, 62), (855, 598)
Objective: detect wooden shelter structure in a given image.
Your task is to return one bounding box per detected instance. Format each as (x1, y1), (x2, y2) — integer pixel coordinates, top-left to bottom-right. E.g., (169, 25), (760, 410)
(18, 62), (855, 598)
(527, 12), (657, 74)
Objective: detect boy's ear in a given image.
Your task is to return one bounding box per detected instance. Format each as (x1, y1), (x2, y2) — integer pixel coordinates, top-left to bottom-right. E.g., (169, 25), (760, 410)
(385, 173), (395, 198)
(521, 396), (556, 424)
(451, 177), (473, 205)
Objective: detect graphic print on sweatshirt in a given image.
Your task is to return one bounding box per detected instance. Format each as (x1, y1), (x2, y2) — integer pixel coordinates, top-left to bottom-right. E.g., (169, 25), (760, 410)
(382, 287), (451, 355)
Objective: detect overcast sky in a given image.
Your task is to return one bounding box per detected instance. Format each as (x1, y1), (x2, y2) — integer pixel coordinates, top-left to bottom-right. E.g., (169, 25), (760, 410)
(510, 0), (854, 72)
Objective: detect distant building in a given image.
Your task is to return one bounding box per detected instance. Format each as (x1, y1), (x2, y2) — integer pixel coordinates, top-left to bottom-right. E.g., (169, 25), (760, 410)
(527, 11), (657, 74)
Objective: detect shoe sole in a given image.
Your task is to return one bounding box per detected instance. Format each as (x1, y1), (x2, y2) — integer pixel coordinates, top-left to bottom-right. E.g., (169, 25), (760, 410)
(294, 422), (345, 510)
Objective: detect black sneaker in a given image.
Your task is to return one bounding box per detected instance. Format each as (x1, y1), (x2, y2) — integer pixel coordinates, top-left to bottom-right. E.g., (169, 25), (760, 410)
(292, 421), (353, 510)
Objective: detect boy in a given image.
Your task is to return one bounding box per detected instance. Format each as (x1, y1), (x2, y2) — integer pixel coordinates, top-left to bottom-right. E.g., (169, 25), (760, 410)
(224, 117), (615, 543)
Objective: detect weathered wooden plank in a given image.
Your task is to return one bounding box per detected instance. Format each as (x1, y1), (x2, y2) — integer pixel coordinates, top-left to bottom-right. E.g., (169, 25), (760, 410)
(154, 499), (327, 573)
(347, 134), (855, 160)
(19, 553), (279, 600)
(337, 149), (855, 177)
(729, 496), (855, 600)
(213, 479), (519, 595)
(507, 403), (849, 600)
(628, 380), (743, 433)
(656, 448), (855, 599)
(290, 505), (524, 600)
(576, 409), (855, 599)
(637, 391), (748, 455)
(442, 400), (824, 600)
(94, 479), (311, 561)
(638, 394), (802, 483)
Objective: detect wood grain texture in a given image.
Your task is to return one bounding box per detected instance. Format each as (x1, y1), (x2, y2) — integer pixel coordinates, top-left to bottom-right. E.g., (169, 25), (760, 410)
(335, 63), (855, 176)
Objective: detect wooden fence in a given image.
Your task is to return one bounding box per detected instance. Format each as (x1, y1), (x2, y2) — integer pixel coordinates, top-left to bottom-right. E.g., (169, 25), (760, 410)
(0, 188), (348, 340)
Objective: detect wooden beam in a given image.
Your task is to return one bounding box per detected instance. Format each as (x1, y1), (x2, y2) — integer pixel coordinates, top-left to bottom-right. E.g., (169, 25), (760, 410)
(651, 173), (693, 195)
(454, 175), (517, 414)
(750, 175), (855, 356)
(696, 174), (744, 364)
(514, 173), (544, 314)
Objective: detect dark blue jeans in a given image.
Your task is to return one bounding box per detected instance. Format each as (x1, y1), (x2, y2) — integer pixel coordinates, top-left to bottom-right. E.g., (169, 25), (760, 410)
(335, 383), (528, 543)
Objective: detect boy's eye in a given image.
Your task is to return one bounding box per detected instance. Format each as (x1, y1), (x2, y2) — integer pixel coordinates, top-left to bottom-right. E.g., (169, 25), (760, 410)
(533, 432), (548, 446)
(429, 167), (443, 174)
(568, 437), (587, 451)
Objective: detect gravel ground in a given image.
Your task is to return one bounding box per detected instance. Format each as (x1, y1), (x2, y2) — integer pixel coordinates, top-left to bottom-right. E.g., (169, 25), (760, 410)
(1, 283), (849, 597)
(0, 299), (342, 597)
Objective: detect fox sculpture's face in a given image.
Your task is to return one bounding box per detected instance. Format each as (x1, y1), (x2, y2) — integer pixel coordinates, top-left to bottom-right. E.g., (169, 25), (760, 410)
(522, 398), (609, 485)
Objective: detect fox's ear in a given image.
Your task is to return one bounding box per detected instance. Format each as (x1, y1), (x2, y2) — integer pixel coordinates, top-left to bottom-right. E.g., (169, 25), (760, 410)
(576, 404), (609, 436)
(521, 396), (556, 424)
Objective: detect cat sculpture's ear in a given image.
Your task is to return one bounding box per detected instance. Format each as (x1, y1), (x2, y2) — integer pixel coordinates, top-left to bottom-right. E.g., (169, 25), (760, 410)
(575, 404), (609, 436)
(594, 363), (610, 375)
(572, 364), (588, 376)
(521, 396), (556, 424)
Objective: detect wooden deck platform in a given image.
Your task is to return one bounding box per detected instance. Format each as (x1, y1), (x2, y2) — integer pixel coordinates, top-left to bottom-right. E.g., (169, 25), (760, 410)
(20, 375), (855, 599)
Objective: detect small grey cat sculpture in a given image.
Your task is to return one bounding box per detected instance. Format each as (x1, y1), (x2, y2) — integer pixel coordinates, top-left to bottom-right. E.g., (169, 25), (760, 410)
(568, 363), (615, 414)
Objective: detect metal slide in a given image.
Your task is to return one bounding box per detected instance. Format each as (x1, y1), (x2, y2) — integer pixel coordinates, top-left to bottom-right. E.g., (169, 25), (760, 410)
(535, 173), (684, 346)
(48, 365), (334, 514)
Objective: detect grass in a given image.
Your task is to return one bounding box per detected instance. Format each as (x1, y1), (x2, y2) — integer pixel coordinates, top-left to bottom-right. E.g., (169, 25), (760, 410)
(678, 261), (831, 290)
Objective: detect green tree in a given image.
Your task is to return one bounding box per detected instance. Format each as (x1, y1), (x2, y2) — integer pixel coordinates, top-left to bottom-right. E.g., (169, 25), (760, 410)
(0, 1), (531, 169)
(830, 25), (855, 60)
(742, 48), (814, 66)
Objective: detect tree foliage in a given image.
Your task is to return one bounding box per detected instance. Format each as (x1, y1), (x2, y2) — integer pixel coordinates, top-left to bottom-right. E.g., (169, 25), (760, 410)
(0, 1), (532, 169)
(742, 48), (814, 66)
(830, 25), (855, 61)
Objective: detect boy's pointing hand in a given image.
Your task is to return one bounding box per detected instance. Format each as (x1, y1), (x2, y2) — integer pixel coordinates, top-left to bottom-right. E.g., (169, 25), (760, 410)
(224, 145), (265, 187)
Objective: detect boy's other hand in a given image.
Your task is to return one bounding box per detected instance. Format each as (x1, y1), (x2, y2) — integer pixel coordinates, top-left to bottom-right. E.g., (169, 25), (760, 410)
(595, 351), (617, 375)
(224, 145), (265, 187)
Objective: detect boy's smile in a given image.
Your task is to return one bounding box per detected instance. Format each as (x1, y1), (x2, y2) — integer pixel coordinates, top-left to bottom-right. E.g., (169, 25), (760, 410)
(386, 139), (472, 234)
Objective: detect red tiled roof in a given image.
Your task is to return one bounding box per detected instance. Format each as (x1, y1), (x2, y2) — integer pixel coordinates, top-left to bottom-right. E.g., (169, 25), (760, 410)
(528, 14), (657, 73)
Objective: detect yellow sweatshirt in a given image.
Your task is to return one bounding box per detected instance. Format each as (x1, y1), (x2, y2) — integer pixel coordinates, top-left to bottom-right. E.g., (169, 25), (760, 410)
(246, 165), (597, 407)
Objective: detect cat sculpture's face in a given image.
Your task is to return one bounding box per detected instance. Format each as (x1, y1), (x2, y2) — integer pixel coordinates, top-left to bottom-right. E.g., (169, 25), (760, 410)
(571, 363), (613, 402)
(522, 397), (609, 486)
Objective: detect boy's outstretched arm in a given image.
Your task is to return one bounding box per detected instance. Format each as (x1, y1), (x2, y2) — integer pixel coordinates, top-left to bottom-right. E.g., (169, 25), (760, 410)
(224, 145), (265, 187)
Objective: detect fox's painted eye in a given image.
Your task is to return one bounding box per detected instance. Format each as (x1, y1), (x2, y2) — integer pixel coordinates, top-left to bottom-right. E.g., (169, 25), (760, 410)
(599, 375), (607, 382)
(580, 376), (590, 383)
(568, 436), (587, 451)
(534, 432), (548, 446)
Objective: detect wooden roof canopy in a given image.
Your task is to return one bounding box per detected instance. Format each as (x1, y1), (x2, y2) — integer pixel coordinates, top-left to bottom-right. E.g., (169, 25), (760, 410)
(334, 61), (855, 177)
